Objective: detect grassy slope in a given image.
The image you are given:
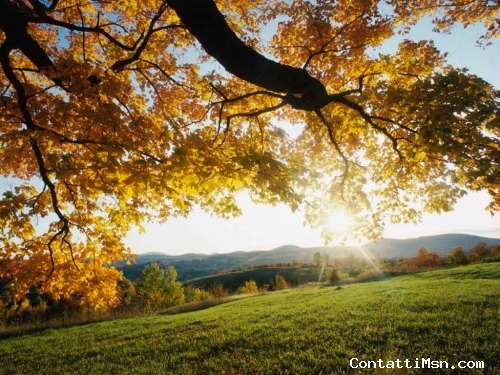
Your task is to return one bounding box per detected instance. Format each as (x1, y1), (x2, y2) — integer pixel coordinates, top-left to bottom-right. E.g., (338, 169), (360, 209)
(1, 263), (499, 375)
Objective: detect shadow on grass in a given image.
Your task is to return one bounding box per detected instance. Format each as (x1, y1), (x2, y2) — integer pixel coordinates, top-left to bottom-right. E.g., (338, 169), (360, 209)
(0, 310), (156, 340)
(159, 293), (261, 316)
(0, 318), (106, 340)
(319, 270), (415, 289)
(158, 299), (229, 316)
(0, 295), (260, 340)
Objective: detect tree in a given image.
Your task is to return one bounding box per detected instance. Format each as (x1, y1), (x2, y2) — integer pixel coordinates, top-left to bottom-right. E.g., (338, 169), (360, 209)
(416, 247), (430, 265)
(314, 252), (331, 268)
(183, 284), (210, 303)
(313, 252), (323, 267)
(116, 278), (137, 308)
(237, 279), (259, 295)
(209, 282), (228, 299)
(488, 244), (500, 261)
(468, 242), (490, 263)
(448, 246), (468, 266)
(325, 268), (340, 285)
(322, 253), (331, 268)
(415, 247), (442, 269)
(1, 0), (499, 306)
(272, 274), (288, 291)
(136, 263), (184, 310)
(162, 265), (185, 307)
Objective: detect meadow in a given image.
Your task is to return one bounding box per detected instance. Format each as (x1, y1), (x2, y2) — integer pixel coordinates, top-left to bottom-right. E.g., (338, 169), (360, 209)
(1, 263), (499, 374)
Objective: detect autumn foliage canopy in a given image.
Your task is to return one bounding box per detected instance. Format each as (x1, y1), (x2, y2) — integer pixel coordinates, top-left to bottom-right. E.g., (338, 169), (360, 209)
(0, 0), (499, 306)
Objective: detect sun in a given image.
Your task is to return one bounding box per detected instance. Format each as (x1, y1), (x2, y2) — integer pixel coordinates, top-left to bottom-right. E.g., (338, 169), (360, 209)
(320, 210), (359, 245)
(326, 211), (353, 232)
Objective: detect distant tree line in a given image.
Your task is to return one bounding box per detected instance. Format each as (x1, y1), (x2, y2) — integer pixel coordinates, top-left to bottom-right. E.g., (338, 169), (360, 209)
(385, 242), (500, 273)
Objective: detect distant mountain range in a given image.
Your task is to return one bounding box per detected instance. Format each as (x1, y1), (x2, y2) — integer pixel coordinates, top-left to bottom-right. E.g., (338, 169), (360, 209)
(121, 233), (500, 281)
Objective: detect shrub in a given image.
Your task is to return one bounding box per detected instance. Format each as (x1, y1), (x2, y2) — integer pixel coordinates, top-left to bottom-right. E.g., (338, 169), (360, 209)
(209, 283), (228, 299)
(183, 285), (210, 303)
(326, 269), (340, 285)
(272, 275), (287, 291)
(469, 242), (490, 263)
(448, 247), (468, 266)
(136, 263), (184, 311)
(238, 280), (259, 295)
(117, 278), (137, 308)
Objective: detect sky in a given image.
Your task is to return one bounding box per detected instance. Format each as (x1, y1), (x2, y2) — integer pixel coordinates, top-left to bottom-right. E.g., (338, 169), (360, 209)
(1, 14), (499, 256)
(124, 18), (500, 255)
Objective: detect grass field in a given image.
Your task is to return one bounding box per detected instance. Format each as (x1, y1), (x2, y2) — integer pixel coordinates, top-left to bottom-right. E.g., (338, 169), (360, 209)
(1, 263), (499, 374)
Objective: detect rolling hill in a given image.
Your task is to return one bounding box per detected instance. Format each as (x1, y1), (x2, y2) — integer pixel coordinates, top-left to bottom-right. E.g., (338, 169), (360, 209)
(121, 233), (500, 281)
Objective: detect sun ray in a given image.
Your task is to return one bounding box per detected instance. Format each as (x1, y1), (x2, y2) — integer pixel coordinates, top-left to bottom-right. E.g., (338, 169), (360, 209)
(355, 245), (385, 277)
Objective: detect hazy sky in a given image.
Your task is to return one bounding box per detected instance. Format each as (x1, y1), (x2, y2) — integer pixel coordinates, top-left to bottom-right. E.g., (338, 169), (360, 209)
(125, 18), (500, 255)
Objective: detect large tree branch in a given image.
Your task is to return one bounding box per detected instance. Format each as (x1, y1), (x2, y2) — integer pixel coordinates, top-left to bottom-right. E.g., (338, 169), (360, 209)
(166, 0), (330, 110)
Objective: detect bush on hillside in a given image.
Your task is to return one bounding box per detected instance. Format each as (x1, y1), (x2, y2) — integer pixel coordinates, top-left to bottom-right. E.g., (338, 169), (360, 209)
(209, 283), (228, 299)
(326, 269), (340, 285)
(271, 275), (287, 291)
(237, 280), (259, 295)
(448, 247), (469, 266)
(183, 285), (210, 303)
(136, 264), (185, 310)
